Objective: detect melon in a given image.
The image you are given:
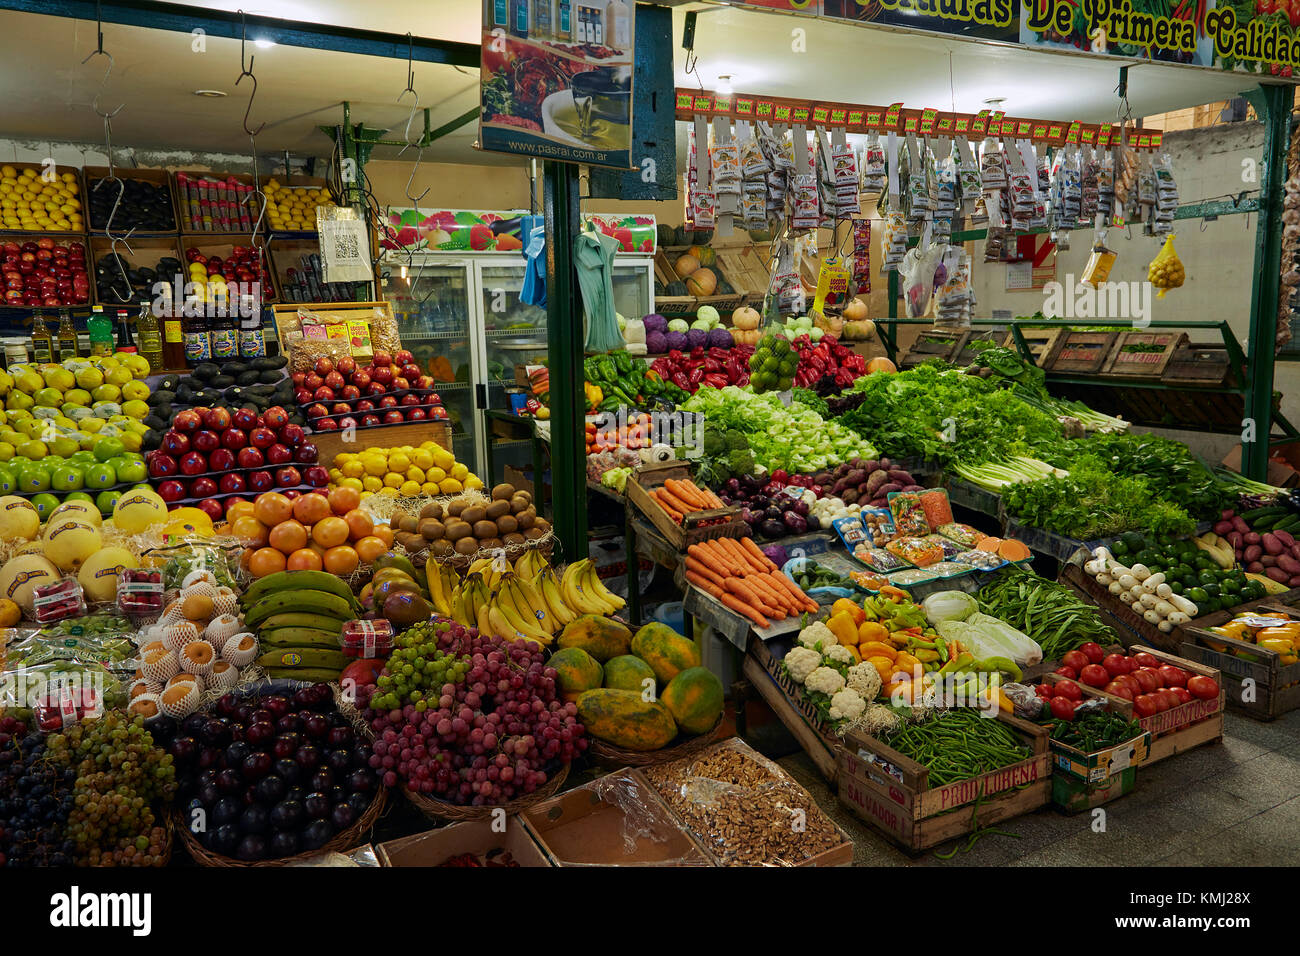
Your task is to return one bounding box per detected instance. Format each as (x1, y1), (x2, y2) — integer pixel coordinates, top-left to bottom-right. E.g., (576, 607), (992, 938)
(0, 554), (60, 612)
(113, 488), (168, 533)
(78, 547), (139, 603)
(731, 306), (760, 331)
(42, 519), (102, 572)
(686, 245), (715, 267)
(867, 356), (897, 374)
(47, 500), (101, 528)
(684, 268), (717, 297)
(674, 253), (701, 278)
(0, 495), (39, 541)
(843, 297), (869, 321)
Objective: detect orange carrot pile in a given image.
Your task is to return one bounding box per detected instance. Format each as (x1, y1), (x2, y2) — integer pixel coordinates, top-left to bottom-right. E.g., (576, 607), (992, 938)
(684, 536), (819, 629)
(649, 478), (725, 524)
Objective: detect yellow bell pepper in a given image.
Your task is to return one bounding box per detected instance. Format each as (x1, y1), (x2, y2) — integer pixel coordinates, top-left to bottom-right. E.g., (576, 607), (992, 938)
(859, 641), (897, 661)
(826, 611), (859, 647)
(857, 620), (890, 644)
(1258, 636), (1296, 658)
(842, 644), (862, 664)
(831, 598), (865, 625)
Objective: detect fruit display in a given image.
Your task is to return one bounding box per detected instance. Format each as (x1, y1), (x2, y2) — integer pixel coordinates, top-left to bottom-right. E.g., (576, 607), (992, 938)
(87, 175), (175, 232)
(172, 684), (381, 862)
(94, 249), (183, 305)
(358, 619), (585, 806)
(2, 237), (89, 307)
(145, 405), (322, 518)
(144, 354), (296, 424)
(584, 348), (689, 414)
(181, 244), (273, 303)
(294, 350), (447, 432)
(0, 165), (83, 232)
(230, 487), (383, 581)
(1047, 645), (1220, 718)
(644, 344), (754, 394)
(0, 350), (152, 450)
(385, 482), (547, 562)
(746, 329), (801, 393)
(0, 712), (175, 867)
(330, 439), (480, 500)
(239, 567), (361, 682)
(263, 179), (338, 232)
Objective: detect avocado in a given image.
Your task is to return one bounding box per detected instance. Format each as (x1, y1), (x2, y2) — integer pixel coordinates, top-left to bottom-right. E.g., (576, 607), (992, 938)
(198, 388), (222, 404)
(141, 430), (162, 452)
(154, 403), (173, 421)
(223, 362), (250, 377)
(251, 354), (287, 371)
(235, 369), (261, 386)
(210, 374), (236, 389)
(258, 369), (283, 385)
(143, 414), (167, 432)
(158, 374), (181, 392)
(192, 363), (220, 382)
(246, 383), (275, 396)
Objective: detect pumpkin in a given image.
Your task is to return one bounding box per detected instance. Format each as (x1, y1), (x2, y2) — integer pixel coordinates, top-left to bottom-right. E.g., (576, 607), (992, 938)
(684, 267), (717, 297)
(731, 306), (760, 330)
(843, 319), (876, 341)
(686, 244), (715, 267)
(731, 328), (761, 346)
(843, 297), (869, 321)
(674, 253), (701, 278)
(866, 356), (897, 374)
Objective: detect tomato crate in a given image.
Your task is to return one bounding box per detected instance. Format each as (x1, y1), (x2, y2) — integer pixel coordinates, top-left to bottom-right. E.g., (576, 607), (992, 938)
(1049, 330), (1118, 374)
(898, 327), (968, 369)
(624, 460), (747, 551)
(1000, 326), (1065, 367)
(835, 713), (1050, 854)
(1178, 605), (1300, 720)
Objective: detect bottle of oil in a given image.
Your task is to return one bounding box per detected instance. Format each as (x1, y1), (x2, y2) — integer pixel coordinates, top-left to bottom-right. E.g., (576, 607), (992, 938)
(136, 302), (164, 373)
(87, 306), (113, 357)
(30, 312), (53, 363)
(55, 310), (78, 361)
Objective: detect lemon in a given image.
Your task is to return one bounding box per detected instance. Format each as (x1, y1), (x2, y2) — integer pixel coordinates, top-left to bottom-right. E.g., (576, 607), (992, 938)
(425, 466), (446, 483)
(361, 454), (388, 477)
(420, 482), (438, 495)
(405, 466), (425, 484)
(412, 449), (434, 470)
(361, 475), (383, 492)
(382, 472), (403, 489)
(341, 460), (365, 479)
(430, 447), (454, 472)
(338, 477), (363, 492)
(450, 462), (469, 481)
(378, 486), (399, 497)
(438, 477), (463, 494)
(464, 474), (484, 491)
(387, 452), (410, 473)
(397, 480), (419, 496)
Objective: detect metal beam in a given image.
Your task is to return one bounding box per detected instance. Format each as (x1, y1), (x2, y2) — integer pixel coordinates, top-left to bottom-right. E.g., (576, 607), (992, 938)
(0, 0), (479, 66)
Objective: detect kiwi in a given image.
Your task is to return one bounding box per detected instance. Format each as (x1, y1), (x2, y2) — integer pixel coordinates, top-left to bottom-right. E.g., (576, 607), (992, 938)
(491, 483), (516, 501)
(502, 532), (526, 547)
(461, 505), (487, 526)
(429, 539), (454, 558)
(523, 527), (546, 541)
(419, 518), (446, 541)
(479, 537), (503, 552)
(485, 500), (510, 521)
(472, 520), (498, 540)
(445, 520), (472, 542)
(517, 511), (535, 531)
(495, 514), (518, 535)
(396, 531), (426, 553)
(515, 490), (533, 505)
(533, 517), (551, 533)
(419, 502), (444, 521)
(509, 495), (529, 515)
(388, 509), (409, 530)
(453, 537), (479, 556)
(446, 501), (467, 518)
(398, 515), (419, 534)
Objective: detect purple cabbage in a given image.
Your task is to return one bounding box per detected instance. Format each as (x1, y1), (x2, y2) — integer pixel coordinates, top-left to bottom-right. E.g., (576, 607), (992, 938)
(664, 330), (688, 352)
(686, 328), (708, 349)
(761, 543), (788, 566)
(646, 330), (668, 354)
(708, 327), (733, 348)
(643, 313), (668, 333)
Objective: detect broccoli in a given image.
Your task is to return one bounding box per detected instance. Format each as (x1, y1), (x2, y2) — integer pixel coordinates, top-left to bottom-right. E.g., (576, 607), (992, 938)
(726, 449), (755, 476)
(702, 426), (728, 459)
(726, 430), (750, 452)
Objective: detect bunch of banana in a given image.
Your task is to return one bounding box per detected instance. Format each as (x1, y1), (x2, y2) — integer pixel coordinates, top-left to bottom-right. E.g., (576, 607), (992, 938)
(513, 549), (549, 580)
(450, 571), (492, 629)
(425, 560), (460, 617)
(483, 572), (556, 647)
(1195, 532), (1236, 570)
(239, 570), (361, 682)
(559, 558), (626, 615)
(465, 555), (509, 591)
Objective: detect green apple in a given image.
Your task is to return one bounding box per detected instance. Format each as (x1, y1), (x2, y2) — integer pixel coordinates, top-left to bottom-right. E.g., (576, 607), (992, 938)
(29, 493), (61, 519)
(50, 462), (84, 492)
(0, 467), (16, 494)
(69, 451), (97, 465)
(83, 462), (116, 490)
(94, 489), (122, 516)
(64, 491), (95, 504)
(48, 436), (79, 459)
(114, 459), (148, 485)
(18, 465), (50, 493)
(0, 442), (13, 462)
(93, 437), (125, 463)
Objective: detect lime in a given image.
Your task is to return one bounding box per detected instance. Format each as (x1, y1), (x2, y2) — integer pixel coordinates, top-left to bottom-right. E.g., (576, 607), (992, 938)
(92, 436), (125, 463)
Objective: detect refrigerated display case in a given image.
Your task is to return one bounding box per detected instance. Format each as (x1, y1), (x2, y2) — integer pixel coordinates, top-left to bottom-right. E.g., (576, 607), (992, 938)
(380, 252), (654, 488)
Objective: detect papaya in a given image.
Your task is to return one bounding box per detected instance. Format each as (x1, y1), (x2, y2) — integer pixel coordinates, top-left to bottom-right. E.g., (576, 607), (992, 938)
(660, 667), (724, 735)
(603, 654), (657, 693)
(630, 622), (701, 685)
(548, 646), (604, 701)
(557, 614), (632, 662)
(576, 689), (677, 751)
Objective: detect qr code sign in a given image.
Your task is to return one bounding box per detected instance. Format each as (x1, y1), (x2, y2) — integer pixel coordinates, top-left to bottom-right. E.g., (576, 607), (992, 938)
(321, 219), (372, 282)
(332, 230), (361, 264)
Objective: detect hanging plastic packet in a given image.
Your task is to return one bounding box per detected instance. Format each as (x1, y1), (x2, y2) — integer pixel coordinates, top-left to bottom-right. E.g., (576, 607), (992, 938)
(1137, 153), (1157, 218)
(772, 237), (804, 315)
(1147, 232), (1185, 297)
(1081, 230), (1118, 287)
(900, 238), (945, 319)
(979, 137), (1007, 190)
(741, 133), (770, 179)
(691, 188), (716, 229)
(1096, 153), (1115, 220)
(742, 188), (768, 230)
(932, 150), (958, 242)
(954, 137), (981, 213)
(881, 211), (908, 272)
(1079, 147), (1099, 223)
(710, 141), (742, 197)
(832, 142), (859, 217)
(791, 172), (820, 231)
(813, 255), (851, 315)
(1153, 151), (1179, 236)
(851, 218), (872, 294)
(814, 131), (837, 229)
(935, 246), (972, 328)
(860, 136), (887, 195)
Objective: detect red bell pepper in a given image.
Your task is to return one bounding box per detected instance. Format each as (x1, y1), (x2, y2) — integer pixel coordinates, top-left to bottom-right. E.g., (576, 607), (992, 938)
(704, 372), (729, 389)
(671, 371), (691, 390)
(703, 357), (723, 373)
(688, 368), (705, 388)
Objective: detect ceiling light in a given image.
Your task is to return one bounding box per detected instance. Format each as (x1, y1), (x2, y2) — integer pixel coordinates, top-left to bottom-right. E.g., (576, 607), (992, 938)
(193, 89), (227, 97)
(983, 96), (1006, 106)
(254, 38), (277, 49)
(717, 74), (733, 96)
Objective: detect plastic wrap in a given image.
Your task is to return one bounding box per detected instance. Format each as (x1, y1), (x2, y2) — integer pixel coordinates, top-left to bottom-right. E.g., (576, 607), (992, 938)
(640, 737), (850, 866)
(582, 769), (713, 866)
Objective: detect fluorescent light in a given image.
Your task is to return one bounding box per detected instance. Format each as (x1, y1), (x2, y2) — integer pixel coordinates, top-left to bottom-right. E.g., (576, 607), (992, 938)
(717, 74), (732, 96)
(193, 89), (227, 97)
(254, 38), (277, 49)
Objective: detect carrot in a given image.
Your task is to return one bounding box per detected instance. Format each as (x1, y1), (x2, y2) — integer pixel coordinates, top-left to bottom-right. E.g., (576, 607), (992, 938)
(719, 592), (770, 628)
(665, 478), (709, 510)
(688, 543), (736, 578)
(746, 573), (796, 613)
(697, 485), (726, 509)
(723, 536), (767, 573)
(655, 487), (698, 516)
(684, 555), (727, 589)
(682, 480), (723, 509)
(767, 570), (818, 613)
(725, 577), (783, 619)
(650, 491), (683, 522)
(741, 537), (779, 572)
(698, 539), (745, 576)
(685, 569), (726, 599)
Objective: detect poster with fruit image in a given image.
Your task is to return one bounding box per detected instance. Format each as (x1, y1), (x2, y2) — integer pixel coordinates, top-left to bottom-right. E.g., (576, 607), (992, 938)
(381, 208), (527, 253)
(480, 0), (635, 169)
(582, 213), (657, 253)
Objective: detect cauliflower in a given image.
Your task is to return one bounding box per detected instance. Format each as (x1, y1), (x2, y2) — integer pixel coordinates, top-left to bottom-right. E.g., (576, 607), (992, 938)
(797, 621), (837, 651)
(846, 661), (882, 700)
(829, 687), (866, 721)
(825, 644), (854, 665)
(782, 646), (822, 685)
(805, 666), (846, 696)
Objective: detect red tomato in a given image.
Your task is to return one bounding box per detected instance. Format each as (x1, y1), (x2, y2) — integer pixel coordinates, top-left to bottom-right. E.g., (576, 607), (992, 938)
(1062, 650), (1091, 672)
(1054, 665), (1078, 680)
(1132, 652), (1160, 668)
(1158, 689), (1182, 711)
(1055, 679), (1083, 701)
(1158, 665), (1188, 688)
(1134, 693), (1160, 717)
(1102, 653), (1131, 677)
(1116, 674), (1142, 696)
(1171, 687), (1193, 704)
(1079, 642), (1105, 664)
(1080, 664), (1111, 688)
(1034, 683), (1054, 699)
(1133, 668), (1161, 693)
(1104, 679), (1135, 701)
(1187, 675), (1220, 700)
(1050, 696), (1077, 720)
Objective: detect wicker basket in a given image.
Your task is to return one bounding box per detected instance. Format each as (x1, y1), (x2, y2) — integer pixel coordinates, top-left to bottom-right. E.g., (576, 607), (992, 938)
(401, 763), (569, 822)
(174, 788), (387, 867)
(587, 717), (725, 768)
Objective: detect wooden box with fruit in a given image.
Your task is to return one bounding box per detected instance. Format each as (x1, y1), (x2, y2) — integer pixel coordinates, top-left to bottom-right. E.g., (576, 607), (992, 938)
(626, 461), (748, 551)
(1179, 604), (1300, 721)
(3, 235), (91, 309)
(0, 163), (86, 236)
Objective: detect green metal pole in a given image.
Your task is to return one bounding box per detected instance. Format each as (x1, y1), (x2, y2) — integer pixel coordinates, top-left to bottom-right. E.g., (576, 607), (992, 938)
(543, 161), (586, 561)
(1244, 84), (1290, 482)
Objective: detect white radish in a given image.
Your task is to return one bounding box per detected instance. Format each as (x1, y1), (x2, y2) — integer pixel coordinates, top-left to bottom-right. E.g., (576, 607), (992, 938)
(1097, 573), (1114, 587)
(1154, 601), (1175, 617)
(1118, 574), (1138, 590)
(1108, 581), (1124, 595)
(1156, 583), (1173, 600)
(1144, 610), (1161, 624)
(1167, 612), (1190, 625)
(1130, 564), (1151, 581)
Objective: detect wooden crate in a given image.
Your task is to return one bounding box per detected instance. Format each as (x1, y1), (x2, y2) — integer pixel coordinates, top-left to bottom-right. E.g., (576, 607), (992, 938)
(899, 328), (968, 369)
(83, 165), (178, 234)
(836, 713), (1050, 853)
(0, 163), (87, 237)
(1178, 604), (1300, 720)
(180, 236), (277, 305)
(652, 249), (743, 316)
(271, 300), (395, 361)
(713, 246), (772, 300)
(1002, 326), (1064, 367)
(313, 419), (450, 467)
(1162, 343), (1238, 387)
(1100, 330), (1189, 378)
(171, 170), (257, 234)
(1052, 766), (1137, 813)
(624, 460), (747, 551)
(88, 235), (184, 308)
(1050, 330), (1118, 374)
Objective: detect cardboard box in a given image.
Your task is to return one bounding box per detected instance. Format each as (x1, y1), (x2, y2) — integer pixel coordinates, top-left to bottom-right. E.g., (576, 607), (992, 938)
(375, 818), (553, 867)
(1052, 765), (1136, 813)
(1050, 729), (1150, 784)
(1220, 445), (1299, 488)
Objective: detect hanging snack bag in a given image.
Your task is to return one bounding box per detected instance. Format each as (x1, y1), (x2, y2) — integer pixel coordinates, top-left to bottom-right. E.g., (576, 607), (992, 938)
(1081, 236), (1118, 287)
(1147, 232), (1186, 298)
(791, 172), (820, 231)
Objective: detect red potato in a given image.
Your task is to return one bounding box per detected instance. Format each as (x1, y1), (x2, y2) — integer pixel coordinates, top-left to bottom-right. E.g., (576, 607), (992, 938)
(1267, 566), (1290, 583)
(1277, 555), (1300, 576)
(1229, 532), (1244, 549)
(1244, 531), (1262, 545)
(1276, 530), (1296, 548)
(1264, 533), (1284, 555)
(1221, 509), (1236, 520)
(1244, 544), (1263, 562)
(1289, 576), (1300, 587)
(1291, 542), (1300, 559)
(1261, 555), (1277, 567)
(1232, 516), (1251, 534)
(1213, 520), (1235, 535)
(1248, 561), (1266, 573)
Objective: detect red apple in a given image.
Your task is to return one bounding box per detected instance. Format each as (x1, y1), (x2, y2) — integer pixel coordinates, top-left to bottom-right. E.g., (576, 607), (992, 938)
(338, 416), (358, 431)
(315, 417), (338, 432)
(172, 410), (202, 434)
(400, 393), (421, 407)
(393, 349), (413, 367)
(157, 479), (186, 502)
(179, 452), (208, 476)
(249, 427), (276, 450)
(192, 430), (220, 453)
(161, 430), (191, 457)
(355, 400), (375, 413)
(313, 386), (335, 403)
(219, 473), (245, 494)
(275, 466), (301, 488)
(371, 366), (394, 386)
(324, 371), (344, 391)
(400, 364), (421, 381)
(303, 466), (330, 488)
(282, 489), (302, 500)
(351, 371), (371, 390)
(197, 498), (225, 523)
(232, 408), (259, 431)
(236, 446), (265, 469)
(366, 382), (387, 397)
(262, 406), (289, 429)
(291, 371), (306, 387)
(190, 477), (218, 498)
(336, 356), (356, 376)
(279, 424), (305, 448)
(202, 406), (233, 431)
(266, 443), (292, 465)
(294, 443), (318, 464)
(221, 428), (248, 451)
(372, 350), (392, 368)
(340, 385), (360, 401)
(382, 410), (404, 424)
(406, 407), (427, 421)
(313, 357), (335, 376)
(294, 389), (313, 406)
(379, 395), (398, 409)
(209, 448), (236, 472)
(148, 453), (178, 479)
(247, 470), (274, 492)
(415, 375), (434, 390)
(331, 402), (350, 416)
(305, 403), (328, 420)
(360, 414), (381, 427)
(304, 372), (324, 391)
(392, 377), (410, 391)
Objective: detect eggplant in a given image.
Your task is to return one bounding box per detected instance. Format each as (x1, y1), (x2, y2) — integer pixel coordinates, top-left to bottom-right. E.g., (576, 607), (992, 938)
(764, 506), (783, 522)
(759, 518), (786, 538)
(740, 508), (759, 527)
(783, 512), (808, 533)
(792, 500), (810, 517)
(724, 478), (742, 495)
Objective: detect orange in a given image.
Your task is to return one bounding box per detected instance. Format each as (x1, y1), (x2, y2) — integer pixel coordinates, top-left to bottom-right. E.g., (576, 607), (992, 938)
(268, 518), (308, 555)
(226, 500), (256, 523)
(286, 548), (323, 571)
(322, 545), (359, 575)
(239, 547), (254, 572)
(253, 491), (293, 527)
(230, 515), (269, 548)
(372, 525), (394, 548)
(343, 508), (373, 541)
(354, 535), (387, 563)
(248, 546), (287, 578)
(312, 515), (349, 549)
(328, 485), (361, 515)
(293, 492), (332, 526)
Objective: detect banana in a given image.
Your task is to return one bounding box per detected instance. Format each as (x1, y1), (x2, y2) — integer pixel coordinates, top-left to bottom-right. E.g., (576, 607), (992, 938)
(256, 613), (344, 634)
(582, 563), (626, 612)
(258, 627), (346, 650)
(256, 647), (349, 671)
(263, 667), (344, 683)
(245, 591), (355, 629)
(561, 560), (611, 615)
(537, 569), (575, 628)
(476, 601), (495, 638)
(510, 574), (554, 634)
(241, 570), (360, 611)
(427, 563), (451, 616)
(450, 587), (470, 627)
(488, 605), (543, 648)
(495, 585), (551, 642)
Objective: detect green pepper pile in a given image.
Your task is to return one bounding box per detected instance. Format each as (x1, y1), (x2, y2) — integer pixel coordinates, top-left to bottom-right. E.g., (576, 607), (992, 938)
(883, 709), (1032, 786)
(1048, 711), (1145, 752)
(584, 349), (688, 413)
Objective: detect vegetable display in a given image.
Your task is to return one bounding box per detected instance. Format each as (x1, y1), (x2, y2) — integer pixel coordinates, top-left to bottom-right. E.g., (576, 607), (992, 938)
(1055, 645), (1219, 717)
(646, 345), (753, 395)
(789, 334), (869, 392)
(1046, 710), (1145, 750)
(1204, 610), (1300, 665)
(683, 536), (818, 628)
(1213, 505), (1300, 587)
(584, 349), (689, 413)
(880, 709), (1032, 786)
(977, 568), (1117, 662)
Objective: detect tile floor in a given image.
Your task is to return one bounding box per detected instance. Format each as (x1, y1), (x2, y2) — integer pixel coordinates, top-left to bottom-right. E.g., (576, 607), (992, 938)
(776, 710), (1300, 865)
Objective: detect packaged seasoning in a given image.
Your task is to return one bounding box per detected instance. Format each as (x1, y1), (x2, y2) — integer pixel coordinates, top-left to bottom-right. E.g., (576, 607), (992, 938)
(832, 514), (870, 552)
(1081, 238), (1117, 286)
(922, 533), (967, 560)
(936, 522), (982, 547)
(885, 536), (943, 567)
(888, 491), (931, 537)
(853, 545), (910, 573)
(791, 173), (820, 231)
(888, 567), (939, 586)
(960, 549), (1010, 571)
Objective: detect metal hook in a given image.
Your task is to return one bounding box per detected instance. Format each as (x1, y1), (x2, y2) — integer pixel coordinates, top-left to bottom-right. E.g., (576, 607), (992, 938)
(106, 231), (137, 303)
(237, 10), (265, 137)
(81, 1), (122, 118)
(236, 70), (265, 138)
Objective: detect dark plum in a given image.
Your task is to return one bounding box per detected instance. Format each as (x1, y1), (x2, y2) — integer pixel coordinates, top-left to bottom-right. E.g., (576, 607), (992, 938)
(330, 804), (356, 829)
(269, 798), (304, 831)
(209, 824), (240, 855)
(303, 792), (329, 819)
(254, 774), (287, 805)
(212, 797), (243, 826)
(236, 834), (267, 861)
(240, 804), (270, 835)
(300, 819), (334, 851)
(269, 830), (301, 858)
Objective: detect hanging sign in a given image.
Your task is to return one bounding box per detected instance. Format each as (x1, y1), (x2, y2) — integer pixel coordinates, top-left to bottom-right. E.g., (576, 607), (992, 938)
(479, 0), (636, 169)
